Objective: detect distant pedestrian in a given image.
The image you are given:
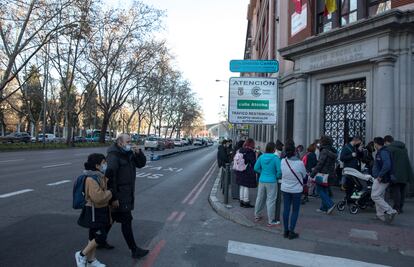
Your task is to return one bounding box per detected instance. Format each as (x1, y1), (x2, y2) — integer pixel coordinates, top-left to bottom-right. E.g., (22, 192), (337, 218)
(296, 145), (305, 159)
(217, 140), (230, 169)
(230, 140), (245, 200)
(310, 135), (337, 215)
(384, 135), (414, 214)
(234, 138), (257, 208)
(371, 137), (398, 223)
(75, 153), (112, 267)
(281, 140), (306, 239)
(104, 134), (149, 259)
(254, 142), (282, 227)
(273, 140), (285, 223)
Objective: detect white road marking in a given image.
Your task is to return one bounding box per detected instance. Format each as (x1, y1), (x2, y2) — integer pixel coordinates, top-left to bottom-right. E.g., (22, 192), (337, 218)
(0, 159), (24, 164)
(0, 189), (34, 198)
(350, 228), (378, 240)
(227, 240), (390, 267)
(47, 180), (71, 186)
(42, 163), (72, 168)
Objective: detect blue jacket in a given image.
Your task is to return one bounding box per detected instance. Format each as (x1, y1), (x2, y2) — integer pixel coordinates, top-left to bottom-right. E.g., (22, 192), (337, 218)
(372, 147), (393, 183)
(254, 153), (281, 183)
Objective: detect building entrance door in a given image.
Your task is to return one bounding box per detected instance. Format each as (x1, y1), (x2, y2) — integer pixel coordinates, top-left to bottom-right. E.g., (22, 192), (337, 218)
(324, 79), (367, 149)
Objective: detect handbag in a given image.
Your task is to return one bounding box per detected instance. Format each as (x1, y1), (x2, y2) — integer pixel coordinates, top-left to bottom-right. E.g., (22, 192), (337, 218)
(315, 173), (329, 187)
(285, 159), (304, 187)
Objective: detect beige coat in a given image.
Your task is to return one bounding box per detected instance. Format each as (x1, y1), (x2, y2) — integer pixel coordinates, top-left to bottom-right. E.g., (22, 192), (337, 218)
(85, 175), (112, 209)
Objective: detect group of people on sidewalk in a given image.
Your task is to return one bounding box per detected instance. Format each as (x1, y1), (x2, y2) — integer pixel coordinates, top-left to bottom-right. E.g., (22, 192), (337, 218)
(75, 134), (149, 267)
(217, 134), (414, 240)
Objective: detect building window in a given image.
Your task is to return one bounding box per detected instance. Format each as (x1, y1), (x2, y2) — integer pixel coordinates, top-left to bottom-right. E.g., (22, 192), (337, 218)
(340, 0), (358, 26)
(317, 12), (333, 34)
(368, 0), (391, 16)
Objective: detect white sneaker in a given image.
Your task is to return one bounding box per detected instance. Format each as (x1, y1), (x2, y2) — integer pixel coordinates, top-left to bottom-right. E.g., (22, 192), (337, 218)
(75, 251), (87, 267)
(87, 258), (106, 267)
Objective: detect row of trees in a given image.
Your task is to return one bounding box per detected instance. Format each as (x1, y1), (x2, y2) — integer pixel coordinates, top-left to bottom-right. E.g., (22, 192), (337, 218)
(0, 0), (202, 143)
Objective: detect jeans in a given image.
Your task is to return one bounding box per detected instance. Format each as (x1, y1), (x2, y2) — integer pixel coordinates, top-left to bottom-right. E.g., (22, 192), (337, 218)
(282, 192), (301, 232)
(255, 182), (277, 223)
(239, 186), (250, 202)
(316, 185), (334, 211)
(371, 179), (397, 220)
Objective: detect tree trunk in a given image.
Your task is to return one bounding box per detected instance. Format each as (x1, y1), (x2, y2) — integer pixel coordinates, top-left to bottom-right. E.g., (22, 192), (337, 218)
(100, 113), (110, 143)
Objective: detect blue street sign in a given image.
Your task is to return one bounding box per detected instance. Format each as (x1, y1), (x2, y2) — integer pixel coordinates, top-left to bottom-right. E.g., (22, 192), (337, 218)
(230, 60), (279, 73)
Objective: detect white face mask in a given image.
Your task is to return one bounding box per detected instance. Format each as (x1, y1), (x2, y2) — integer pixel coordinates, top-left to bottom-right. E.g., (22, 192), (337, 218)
(100, 163), (107, 174)
(123, 144), (132, 152)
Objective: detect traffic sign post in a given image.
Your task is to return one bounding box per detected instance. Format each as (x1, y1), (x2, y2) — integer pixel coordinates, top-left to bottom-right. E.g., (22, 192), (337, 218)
(228, 77), (277, 125)
(229, 60), (279, 73)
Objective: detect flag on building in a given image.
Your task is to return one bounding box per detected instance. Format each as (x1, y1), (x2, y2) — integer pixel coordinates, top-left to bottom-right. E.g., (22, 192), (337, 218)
(324, 0), (337, 16)
(292, 0), (302, 14)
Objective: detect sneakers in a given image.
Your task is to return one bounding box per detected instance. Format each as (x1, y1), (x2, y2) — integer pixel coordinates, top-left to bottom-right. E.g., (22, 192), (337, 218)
(384, 212), (397, 224)
(283, 231), (289, 238)
(75, 251), (87, 267)
(87, 259), (106, 267)
(327, 203), (336, 215)
(131, 247), (150, 259)
(267, 221), (281, 227)
(240, 201), (254, 208)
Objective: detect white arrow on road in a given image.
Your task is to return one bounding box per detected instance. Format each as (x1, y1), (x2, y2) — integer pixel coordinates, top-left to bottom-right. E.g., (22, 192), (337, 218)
(227, 240), (390, 267)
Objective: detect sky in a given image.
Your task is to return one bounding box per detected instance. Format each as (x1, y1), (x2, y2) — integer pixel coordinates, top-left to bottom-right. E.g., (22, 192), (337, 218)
(104, 0), (249, 125)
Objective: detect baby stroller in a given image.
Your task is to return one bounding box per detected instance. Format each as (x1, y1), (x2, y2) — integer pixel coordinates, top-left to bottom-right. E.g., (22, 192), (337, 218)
(337, 167), (375, 214)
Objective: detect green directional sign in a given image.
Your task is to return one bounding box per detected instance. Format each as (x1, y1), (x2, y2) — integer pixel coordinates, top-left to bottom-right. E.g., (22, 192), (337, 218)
(237, 100), (269, 110)
(230, 60), (279, 73)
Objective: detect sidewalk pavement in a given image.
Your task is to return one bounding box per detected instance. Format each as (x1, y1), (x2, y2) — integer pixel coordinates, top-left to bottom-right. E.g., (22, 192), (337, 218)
(209, 173), (414, 257)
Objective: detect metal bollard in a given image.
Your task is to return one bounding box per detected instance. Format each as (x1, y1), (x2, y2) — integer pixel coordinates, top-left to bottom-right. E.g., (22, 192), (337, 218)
(224, 163), (230, 205)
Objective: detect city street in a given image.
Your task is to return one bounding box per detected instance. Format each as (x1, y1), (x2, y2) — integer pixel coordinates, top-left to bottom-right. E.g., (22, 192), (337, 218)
(0, 146), (412, 266)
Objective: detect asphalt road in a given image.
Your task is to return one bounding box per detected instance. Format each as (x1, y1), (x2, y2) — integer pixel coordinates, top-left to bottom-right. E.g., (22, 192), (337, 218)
(0, 146), (413, 266)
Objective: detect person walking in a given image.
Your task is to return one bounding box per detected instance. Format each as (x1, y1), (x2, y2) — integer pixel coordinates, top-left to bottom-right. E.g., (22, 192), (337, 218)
(310, 135), (337, 215)
(281, 141), (306, 239)
(340, 136), (364, 204)
(254, 142), (282, 227)
(75, 153), (112, 267)
(371, 137), (398, 223)
(104, 134), (149, 259)
(234, 138), (257, 208)
(384, 135), (414, 214)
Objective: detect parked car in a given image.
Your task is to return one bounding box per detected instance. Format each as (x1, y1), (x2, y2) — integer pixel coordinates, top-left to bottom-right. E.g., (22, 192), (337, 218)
(173, 138), (184, 147)
(193, 138), (203, 146)
(74, 136), (87, 143)
(36, 133), (57, 143)
(144, 137), (165, 150)
(164, 138), (175, 149)
(0, 132), (31, 143)
(181, 138), (190, 146)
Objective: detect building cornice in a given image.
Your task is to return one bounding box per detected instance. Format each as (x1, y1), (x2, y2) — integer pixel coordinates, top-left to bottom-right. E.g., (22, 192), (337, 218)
(279, 10), (414, 60)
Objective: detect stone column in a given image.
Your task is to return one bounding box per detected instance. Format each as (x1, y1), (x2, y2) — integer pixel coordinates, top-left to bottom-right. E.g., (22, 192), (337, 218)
(293, 74), (308, 146)
(372, 56), (396, 137)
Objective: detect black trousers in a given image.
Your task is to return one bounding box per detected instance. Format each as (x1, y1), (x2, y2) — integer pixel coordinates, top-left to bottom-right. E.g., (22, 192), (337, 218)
(106, 211), (138, 251)
(390, 183), (406, 212)
(89, 227), (107, 245)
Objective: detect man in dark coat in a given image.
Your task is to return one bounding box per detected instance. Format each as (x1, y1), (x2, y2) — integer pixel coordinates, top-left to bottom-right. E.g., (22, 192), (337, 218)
(217, 140), (230, 168)
(384, 135), (414, 214)
(340, 136), (364, 203)
(104, 134), (148, 259)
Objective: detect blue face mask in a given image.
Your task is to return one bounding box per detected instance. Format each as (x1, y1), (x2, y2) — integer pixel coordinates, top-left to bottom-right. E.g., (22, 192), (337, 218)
(123, 144), (132, 152)
(100, 163), (107, 174)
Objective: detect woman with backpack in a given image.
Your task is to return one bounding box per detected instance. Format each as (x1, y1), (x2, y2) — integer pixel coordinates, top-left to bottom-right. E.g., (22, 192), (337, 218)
(75, 153), (112, 267)
(310, 135), (337, 215)
(281, 141), (307, 239)
(234, 138), (257, 208)
(253, 142), (282, 226)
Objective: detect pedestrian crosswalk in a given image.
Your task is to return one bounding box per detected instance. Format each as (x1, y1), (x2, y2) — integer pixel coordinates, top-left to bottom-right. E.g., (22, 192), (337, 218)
(227, 240), (390, 267)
